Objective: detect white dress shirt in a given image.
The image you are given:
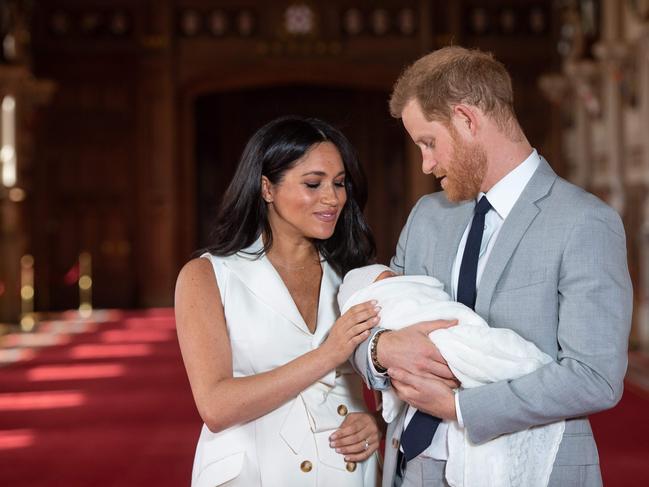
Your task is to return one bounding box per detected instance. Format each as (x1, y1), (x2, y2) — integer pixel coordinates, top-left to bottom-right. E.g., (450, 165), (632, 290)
(373, 149), (541, 460)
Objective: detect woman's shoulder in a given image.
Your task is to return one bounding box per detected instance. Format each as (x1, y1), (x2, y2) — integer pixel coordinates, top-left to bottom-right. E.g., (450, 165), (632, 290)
(176, 257), (218, 293)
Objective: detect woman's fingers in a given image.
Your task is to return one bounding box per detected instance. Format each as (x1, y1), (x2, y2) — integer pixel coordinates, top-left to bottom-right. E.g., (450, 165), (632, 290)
(335, 430), (379, 453)
(344, 446), (376, 462)
(341, 435), (380, 461)
(330, 413), (375, 447)
(329, 412), (381, 462)
(349, 320), (378, 337)
(332, 428), (366, 447)
(346, 302), (380, 324)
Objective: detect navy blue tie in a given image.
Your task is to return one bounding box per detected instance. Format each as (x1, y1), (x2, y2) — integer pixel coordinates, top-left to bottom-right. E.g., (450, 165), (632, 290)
(457, 196), (492, 309)
(399, 196), (492, 465)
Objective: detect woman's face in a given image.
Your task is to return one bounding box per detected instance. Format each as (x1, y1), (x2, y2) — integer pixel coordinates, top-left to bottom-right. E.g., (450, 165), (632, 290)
(262, 141), (347, 242)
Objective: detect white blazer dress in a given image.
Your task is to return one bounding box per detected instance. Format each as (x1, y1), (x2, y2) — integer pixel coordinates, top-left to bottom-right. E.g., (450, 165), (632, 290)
(191, 238), (379, 487)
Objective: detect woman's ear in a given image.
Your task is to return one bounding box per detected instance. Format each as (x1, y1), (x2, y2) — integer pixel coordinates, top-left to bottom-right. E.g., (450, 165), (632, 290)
(261, 176), (273, 203)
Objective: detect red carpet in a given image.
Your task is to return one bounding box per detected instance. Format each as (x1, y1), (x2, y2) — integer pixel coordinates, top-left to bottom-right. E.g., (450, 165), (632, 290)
(591, 383), (649, 486)
(0, 309), (199, 487)
(0, 308), (647, 486)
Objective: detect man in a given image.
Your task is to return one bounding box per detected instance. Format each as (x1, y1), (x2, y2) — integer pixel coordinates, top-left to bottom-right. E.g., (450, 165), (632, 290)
(353, 46), (632, 486)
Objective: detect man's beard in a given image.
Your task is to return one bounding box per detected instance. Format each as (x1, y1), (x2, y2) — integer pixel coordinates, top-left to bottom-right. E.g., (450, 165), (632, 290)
(436, 135), (487, 202)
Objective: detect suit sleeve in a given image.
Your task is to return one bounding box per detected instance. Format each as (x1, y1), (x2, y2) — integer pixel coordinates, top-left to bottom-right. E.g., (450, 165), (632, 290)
(351, 196), (426, 386)
(458, 205), (633, 444)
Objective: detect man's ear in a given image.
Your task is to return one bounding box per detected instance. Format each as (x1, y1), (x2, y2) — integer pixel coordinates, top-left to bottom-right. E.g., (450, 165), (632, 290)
(452, 104), (480, 138)
(261, 176), (273, 203)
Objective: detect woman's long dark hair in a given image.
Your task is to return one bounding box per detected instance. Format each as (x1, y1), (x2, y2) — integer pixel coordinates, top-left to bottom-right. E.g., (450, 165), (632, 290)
(204, 115), (376, 276)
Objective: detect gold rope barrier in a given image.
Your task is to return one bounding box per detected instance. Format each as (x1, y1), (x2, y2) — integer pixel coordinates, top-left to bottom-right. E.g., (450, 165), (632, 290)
(20, 254), (35, 332)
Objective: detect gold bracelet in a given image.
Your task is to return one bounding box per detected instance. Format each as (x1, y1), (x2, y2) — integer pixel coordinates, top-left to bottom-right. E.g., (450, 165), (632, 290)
(370, 329), (389, 374)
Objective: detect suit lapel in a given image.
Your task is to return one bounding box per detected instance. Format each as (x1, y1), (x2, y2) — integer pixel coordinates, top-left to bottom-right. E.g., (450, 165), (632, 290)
(474, 158), (557, 317)
(434, 201), (474, 292)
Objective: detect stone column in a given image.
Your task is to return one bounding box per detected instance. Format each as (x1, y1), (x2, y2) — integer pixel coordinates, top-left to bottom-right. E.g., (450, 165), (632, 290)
(593, 0), (626, 214)
(566, 61), (599, 188)
(0, 66), (54, 323)
(404, 135), (437, 210)
(637, 31), (649, 350)
(135, 1), (176, 307)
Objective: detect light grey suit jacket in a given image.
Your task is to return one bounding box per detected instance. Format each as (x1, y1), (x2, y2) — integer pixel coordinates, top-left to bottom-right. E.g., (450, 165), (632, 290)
(354, 158), (633, 487)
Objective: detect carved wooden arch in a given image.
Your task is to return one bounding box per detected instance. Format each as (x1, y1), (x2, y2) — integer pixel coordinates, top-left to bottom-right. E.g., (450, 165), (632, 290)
(175, 63), (404, 261)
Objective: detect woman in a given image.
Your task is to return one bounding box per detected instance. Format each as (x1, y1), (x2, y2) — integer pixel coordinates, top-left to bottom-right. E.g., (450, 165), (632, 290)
(175, 116), (382, 487)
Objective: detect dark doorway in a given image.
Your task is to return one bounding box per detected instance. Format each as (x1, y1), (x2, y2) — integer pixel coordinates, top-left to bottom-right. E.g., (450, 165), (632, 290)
(194, 85), (407, 264)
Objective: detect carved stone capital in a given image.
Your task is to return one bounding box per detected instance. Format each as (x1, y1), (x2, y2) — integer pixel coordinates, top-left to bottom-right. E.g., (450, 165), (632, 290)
(538, 73), (569, 104)
(593, 41), (630, 62)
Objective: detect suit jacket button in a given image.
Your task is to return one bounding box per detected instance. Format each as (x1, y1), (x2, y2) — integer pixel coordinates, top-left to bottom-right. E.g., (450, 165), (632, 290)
(392, 438), (399, 449)
(346, 461), (357, 472)
(300, 460), (312, 472)
(337, 404), (348, 416)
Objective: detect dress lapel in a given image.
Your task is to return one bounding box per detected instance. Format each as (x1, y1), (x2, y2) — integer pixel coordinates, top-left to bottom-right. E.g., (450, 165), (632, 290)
(223, 237), (341, 338)
(313, 260), (341, 345)
(474, 157), (557, 317)
(223, 237), (312, 335)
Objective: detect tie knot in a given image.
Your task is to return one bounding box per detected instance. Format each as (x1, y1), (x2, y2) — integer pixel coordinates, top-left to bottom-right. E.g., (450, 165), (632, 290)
(475, 196), (492, 215)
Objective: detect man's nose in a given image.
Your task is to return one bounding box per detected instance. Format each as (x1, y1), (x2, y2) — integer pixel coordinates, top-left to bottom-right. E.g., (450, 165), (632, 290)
(422, 154), (436, 175)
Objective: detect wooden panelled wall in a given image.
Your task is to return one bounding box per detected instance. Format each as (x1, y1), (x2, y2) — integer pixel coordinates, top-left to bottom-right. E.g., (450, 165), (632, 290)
(27, 0), (558, 310)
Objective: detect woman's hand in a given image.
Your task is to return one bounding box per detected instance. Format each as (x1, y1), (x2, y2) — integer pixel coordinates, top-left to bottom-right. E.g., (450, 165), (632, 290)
(329, 412), (381, 462)
(320, 301), (380, 366)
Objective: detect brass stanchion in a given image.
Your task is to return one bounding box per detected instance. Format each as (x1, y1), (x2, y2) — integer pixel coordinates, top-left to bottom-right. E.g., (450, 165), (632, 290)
(20, 254), (35, 332)
(78, 252), (92, 318)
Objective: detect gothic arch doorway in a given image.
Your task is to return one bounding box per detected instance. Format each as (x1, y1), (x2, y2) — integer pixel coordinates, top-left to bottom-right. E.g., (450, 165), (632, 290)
(190, 84), (408, 264)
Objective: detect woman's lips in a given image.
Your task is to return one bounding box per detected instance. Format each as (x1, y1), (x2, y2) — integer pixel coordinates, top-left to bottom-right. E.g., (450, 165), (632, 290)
(314, 211), (337, 222)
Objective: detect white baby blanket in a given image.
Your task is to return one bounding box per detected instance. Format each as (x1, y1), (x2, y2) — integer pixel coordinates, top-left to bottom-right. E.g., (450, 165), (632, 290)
(340, 275), (565, 487)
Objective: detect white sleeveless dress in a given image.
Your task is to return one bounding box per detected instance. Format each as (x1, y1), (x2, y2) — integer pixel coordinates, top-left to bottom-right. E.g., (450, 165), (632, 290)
(191, 238), (379, 487)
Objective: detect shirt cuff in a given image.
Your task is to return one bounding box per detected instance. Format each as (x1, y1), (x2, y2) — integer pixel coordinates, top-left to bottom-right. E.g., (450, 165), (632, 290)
(454, 390), (464, 428)
(365, 329), (390, 390)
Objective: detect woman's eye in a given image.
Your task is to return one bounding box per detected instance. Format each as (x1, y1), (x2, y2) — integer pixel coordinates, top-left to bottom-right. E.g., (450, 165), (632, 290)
(334, 181), (345, 188)
(305, 182), (320, 189)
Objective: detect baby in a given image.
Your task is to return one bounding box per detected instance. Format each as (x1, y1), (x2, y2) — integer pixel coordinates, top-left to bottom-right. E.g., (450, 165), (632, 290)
(338, 264), (565, 487)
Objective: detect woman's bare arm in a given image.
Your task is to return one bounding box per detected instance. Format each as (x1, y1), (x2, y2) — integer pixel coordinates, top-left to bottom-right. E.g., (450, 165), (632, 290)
(175, 258), (378, 433)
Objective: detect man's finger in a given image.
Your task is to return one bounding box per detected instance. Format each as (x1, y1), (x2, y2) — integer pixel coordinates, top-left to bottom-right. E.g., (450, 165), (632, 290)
(420, 361), (455, 379)
(389, 367), (428, 388)
(414, 319), (458, 334)
(415, 370), (460, 389)
(392, 380), (418, 402)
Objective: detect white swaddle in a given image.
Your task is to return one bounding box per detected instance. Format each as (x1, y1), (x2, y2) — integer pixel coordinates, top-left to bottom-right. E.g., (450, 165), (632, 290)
(338, 265), (565, 487)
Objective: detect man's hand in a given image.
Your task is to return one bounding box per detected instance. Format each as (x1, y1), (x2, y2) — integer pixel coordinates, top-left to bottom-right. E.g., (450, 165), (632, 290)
(389, 367), (457, 420)
(376, 320), (458, 380)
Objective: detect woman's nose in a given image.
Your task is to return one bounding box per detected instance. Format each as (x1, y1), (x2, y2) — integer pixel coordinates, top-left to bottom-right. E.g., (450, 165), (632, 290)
(321, 184), (339, 205)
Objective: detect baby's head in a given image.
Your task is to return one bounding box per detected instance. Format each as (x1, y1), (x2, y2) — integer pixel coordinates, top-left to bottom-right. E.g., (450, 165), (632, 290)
(337, 264), (397, 311)
(375, 269), (397, 282)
